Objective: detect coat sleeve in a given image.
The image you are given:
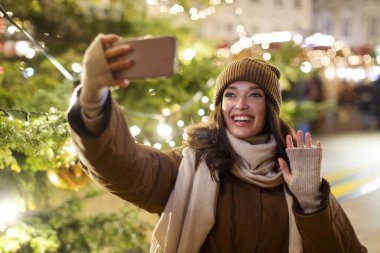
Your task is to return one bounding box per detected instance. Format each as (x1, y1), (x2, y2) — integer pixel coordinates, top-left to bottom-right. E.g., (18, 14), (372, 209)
(293, 180), (367, 253)
(67, 88), (182, 214)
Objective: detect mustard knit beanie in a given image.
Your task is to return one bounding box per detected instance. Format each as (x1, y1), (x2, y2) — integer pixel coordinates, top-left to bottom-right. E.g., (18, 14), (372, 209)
(214, 58), (282, 114)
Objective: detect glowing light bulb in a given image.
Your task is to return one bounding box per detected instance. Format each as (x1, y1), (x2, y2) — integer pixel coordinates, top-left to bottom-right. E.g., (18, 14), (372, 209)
(324, 67), (336, 80)
(162, 108), (171, 116)
(263, 52), (271, 61)
(157, 123), (172, 137)
(153, 143), (162, 150)
(130, 125), (141, 137)
(49, 173), (60, 185)
(300, 62), (312, 73)
(201, 96), (209, 103)
(25, 48), (36, 59)
(168, 140), (176, 147)
(71, 63), (82, 73)
(177, 120), (185, 127)
(0, 200), (21, 224)
(146, 0), (158, 5)
(183, 49), (196, 61)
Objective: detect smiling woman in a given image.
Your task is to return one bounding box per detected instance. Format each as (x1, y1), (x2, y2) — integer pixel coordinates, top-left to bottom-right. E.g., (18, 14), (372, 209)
(67, 34), (367, 253)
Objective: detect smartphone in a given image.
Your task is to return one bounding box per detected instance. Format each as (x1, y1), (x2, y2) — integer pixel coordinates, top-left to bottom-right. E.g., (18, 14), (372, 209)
(113, 36), (178, 80)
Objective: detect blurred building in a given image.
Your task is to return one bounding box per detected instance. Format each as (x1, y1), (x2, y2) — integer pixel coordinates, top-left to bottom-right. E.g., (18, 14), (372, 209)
(197, 0), (313, 43)
(313, 0), (380, 50)
(146, 0), (313, 43)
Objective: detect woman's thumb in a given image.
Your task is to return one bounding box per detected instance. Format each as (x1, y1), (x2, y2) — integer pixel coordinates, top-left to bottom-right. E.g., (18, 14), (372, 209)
(278, 158), (292, 184)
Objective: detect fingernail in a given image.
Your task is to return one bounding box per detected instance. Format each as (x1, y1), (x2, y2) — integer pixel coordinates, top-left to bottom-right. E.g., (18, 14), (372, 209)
(124, 45), (133, 52)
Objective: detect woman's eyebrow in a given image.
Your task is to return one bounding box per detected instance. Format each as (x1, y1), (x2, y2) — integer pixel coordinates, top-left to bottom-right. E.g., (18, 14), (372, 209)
(225, 85), (261, 90)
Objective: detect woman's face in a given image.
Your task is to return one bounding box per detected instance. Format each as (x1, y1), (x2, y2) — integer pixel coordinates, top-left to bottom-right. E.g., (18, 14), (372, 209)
(222, 81), (266, 141)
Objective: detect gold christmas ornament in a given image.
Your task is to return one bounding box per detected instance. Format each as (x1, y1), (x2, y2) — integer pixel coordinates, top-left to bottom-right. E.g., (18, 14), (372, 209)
(47, 161), (89, 191)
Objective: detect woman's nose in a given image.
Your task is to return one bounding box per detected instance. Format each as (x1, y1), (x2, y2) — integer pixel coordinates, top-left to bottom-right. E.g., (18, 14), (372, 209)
(235, 97), (248, 110)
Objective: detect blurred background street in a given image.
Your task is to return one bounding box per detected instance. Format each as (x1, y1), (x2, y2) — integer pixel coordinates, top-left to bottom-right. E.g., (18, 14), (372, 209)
(318, 127), (380, 252)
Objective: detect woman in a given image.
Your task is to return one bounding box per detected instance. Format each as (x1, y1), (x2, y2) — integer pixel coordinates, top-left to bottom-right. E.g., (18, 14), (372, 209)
(68, 34), (366, 252)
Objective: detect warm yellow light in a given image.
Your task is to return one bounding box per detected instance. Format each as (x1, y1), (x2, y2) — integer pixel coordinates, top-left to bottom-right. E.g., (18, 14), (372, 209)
(327, 49), (336, 58)
(153, 143), (162, 150)
(25, 48), (36, 59)
(146, 0), (157, 5)
(348, 55), (361, 65)
(210, 0), (221, 5)
(130, 125), (141, 137)
(7, 25), (18, 34)
(183, 49), (196, 61)
(261, 43), (270, 50)
(263, 52), (271, 61)
(48, 173), (60, 185)
(342, 47), (351, 57)
(162, 108), (171, 116)
(300, 62), (312, 73)
(236, 25), (245, 33)
(0, 200), (21, 224)
(363, 55), (372, 64)
(157, 123), (172, 137)
(189, 8), (197, 15)
(324, 67), (336, 80)
(321, 56), (331, 66)
(168, 140), (176, 147)
(292, 34), (303, 44)
(170, 4), (184, 14)
(313, 50), (324, 59)
(62, 144), (77, 157)
(177, 120), (185, 127)
(239, 37), (252, 49)
(333, 40), (345, 51)
(71, 62), (82, 73)
(201, 96), (209, 103)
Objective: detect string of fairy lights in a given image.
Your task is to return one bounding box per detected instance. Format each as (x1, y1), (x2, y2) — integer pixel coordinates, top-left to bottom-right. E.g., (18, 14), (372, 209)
(0, 108), (49, 126)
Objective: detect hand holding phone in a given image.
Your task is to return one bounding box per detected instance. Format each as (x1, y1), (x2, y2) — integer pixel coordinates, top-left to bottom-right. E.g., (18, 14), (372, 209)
(113, 36), (178, 80)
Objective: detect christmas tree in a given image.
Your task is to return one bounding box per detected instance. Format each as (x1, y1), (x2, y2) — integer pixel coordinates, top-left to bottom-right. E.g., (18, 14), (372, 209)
(0, 1), (223, 252)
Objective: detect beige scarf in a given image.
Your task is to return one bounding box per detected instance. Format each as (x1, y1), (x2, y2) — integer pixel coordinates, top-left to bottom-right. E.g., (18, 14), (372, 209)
(150, 131), (303, 253)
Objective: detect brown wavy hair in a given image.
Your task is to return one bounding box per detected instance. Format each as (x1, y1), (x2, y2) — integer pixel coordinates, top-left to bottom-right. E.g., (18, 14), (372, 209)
(184, 96), (295, 182)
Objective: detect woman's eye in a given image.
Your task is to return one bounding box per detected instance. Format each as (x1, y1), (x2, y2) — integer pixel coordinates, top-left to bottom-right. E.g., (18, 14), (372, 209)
(249, 92), (262, 97)
(224, 92), (236, 98)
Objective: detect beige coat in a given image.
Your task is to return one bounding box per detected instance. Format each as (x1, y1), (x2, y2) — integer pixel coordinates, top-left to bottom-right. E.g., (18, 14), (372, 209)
(68, 92), (367, 253)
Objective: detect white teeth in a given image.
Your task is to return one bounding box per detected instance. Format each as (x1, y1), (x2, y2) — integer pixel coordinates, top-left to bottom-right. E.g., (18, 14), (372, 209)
(233, 116), (252, 122)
